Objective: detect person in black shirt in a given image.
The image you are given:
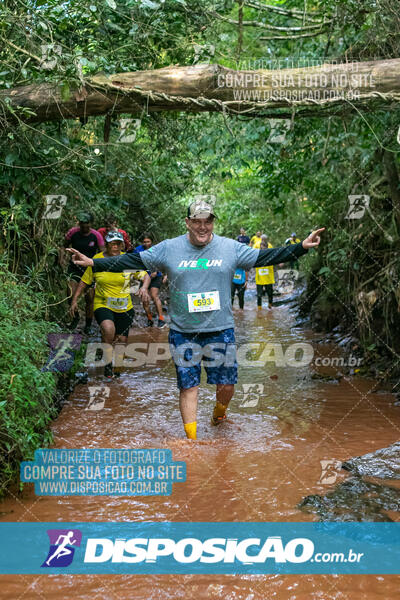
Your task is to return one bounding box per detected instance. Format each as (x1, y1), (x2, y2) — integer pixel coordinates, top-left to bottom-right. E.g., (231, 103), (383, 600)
(237, 228), (250, 245)
(61, 212), (105, 333)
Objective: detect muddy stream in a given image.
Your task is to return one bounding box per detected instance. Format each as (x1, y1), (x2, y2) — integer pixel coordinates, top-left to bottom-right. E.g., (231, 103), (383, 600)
(1, 293), (399, 599)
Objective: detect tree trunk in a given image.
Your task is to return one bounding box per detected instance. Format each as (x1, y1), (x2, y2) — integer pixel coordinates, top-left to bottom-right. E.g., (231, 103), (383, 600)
(237, 1), (244, 61)
(383, 149), (400, 229)
(1, 58), (400, 125)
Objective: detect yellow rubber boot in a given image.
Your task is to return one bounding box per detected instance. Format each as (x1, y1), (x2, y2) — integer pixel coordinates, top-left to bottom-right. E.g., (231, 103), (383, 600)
(184, 421), (197, 440)
(211, 402), (227, 426)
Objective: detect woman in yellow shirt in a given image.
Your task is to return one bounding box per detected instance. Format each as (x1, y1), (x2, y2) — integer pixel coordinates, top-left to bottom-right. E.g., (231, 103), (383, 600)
(255, 240), (275, 309)
(250, 231), (262, 249)
(70, 231), (137, 378)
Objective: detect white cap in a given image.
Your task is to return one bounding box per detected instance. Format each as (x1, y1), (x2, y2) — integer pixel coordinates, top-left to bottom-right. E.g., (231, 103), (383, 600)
(187, 199), (217, 219)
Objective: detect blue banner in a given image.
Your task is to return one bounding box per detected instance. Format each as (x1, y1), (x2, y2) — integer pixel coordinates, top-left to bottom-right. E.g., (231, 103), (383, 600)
(0, 522), (399, 574)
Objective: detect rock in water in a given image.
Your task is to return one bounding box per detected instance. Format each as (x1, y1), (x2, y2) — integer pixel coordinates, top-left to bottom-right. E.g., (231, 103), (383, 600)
(299, 478), (400, 521)
(342, 442), (400, 479)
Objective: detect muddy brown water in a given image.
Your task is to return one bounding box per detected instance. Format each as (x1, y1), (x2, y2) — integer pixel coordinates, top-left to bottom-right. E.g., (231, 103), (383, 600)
(1, 296), (399, 599)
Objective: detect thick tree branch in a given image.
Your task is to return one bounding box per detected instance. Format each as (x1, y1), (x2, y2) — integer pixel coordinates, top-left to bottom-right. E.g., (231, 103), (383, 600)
(244, 1), (325, 20)
(1, 38), (42, 63)
(0, 59), (399, 125)
(209, 10), (331, 31)
(260, 30), (328, 40)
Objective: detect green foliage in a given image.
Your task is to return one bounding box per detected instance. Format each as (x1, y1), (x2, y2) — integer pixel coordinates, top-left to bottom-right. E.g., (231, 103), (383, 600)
(0, 266), (60, 496)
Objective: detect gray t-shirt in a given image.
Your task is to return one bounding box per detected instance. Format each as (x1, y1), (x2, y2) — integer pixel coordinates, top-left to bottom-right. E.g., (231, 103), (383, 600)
(140, 234), (258, 333)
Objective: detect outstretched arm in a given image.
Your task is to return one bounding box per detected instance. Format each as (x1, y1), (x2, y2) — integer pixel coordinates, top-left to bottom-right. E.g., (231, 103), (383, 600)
(255, 242), (306, 267)
(93, 252), (146, 273)
(254, 228), (325, 267)
(66, 248), (146, 272)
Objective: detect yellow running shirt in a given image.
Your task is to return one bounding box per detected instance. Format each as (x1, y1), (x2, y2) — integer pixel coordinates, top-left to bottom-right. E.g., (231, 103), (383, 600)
(255, 242), (274, 284)
(81, 252), (134, 312)
(255, 265), (275, 285)
(250, 235), (262, 249)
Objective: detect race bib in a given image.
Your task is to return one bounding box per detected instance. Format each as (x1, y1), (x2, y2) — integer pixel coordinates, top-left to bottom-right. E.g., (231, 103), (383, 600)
(187, 291), (220, 313)
(106, 296), (129, 310)
(258, 267), (271, 276)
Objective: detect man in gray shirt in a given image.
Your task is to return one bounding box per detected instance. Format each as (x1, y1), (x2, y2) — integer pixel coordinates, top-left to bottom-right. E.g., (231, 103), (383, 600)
(68, 200), (324, 440)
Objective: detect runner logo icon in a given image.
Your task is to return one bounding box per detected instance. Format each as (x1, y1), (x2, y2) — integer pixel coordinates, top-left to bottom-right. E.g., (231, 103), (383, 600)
(41, 529), (82, 568)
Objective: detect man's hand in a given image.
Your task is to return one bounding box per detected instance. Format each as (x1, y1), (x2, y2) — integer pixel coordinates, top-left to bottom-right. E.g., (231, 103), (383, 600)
(66, 248), (93, 268)
(302, 228), (325, 250)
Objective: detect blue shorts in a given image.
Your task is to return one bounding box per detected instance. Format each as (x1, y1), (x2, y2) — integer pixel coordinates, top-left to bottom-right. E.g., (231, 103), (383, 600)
(168, 328), (238, 390)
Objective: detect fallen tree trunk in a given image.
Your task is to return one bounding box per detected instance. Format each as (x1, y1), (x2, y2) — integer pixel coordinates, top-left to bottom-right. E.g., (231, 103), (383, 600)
(1, 59), (400, 125)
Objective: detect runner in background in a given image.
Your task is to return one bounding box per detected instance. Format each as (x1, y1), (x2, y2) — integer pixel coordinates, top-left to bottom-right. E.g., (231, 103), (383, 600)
(97, 214), (133, 252)
(250, 231), (262, 249)
(256, 240), (275, 310)
(70, 231), (134, 379)
(237, 228), (250, 245)
(63, 212), (104, 333)
(135, 233), (167, 328)
(285, 232), (301, 245)
(232, 229), (250, 308)
(285, 232), (301, 269)
(231, 267), (247, 309)
(261, 233), (271, 246)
